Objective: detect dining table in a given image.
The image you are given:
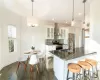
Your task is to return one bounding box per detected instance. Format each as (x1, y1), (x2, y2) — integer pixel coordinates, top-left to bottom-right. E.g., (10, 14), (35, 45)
(24, 50), (40, 58)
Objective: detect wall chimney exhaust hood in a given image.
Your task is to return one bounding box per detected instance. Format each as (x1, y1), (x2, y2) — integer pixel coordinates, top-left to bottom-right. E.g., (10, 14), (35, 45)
(52, 23), (62, 45)
(54, 23), (61, 40)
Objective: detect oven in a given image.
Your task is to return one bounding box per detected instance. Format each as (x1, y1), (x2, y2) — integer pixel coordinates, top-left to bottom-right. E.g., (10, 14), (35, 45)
(56, 45), (63, 50)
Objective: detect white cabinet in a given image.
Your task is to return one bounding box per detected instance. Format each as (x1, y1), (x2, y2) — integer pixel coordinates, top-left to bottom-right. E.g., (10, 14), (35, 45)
(45, 45), (56, 69)
(60, 28), (65, 39)
(58, 28), (68, 39)
(47, 27), (54, 39)
(46, 26), (68, 40)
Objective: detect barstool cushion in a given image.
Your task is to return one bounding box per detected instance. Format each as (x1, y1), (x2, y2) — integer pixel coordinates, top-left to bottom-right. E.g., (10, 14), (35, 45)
(78, 61), (92, 70)
(68, 63), (81, 73)
(85, 59), (97, 66)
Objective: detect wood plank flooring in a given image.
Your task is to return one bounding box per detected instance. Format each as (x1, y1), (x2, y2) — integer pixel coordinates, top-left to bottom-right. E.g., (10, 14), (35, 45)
(0, 62), (55, 80)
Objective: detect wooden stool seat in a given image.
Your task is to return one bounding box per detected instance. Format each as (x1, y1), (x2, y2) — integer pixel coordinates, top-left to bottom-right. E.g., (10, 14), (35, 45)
(68, 63), (81, 73)
(78, 61), (92, 70)
(85, 59), (97, 66)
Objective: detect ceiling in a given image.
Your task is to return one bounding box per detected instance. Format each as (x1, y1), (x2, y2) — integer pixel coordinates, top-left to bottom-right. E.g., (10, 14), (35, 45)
(4, 0), (92, 23)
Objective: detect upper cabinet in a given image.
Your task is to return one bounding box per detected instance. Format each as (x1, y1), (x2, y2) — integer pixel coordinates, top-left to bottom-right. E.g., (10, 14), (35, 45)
(47, 27), (54, 39)
(46, 25), (69, 40)
(58, 28), (68, 39)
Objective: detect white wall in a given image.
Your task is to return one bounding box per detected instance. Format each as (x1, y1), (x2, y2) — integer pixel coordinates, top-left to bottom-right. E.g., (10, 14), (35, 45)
(89, 0), (100, 64)
(0, 4), (27, 70)
(21, 23), (47, 54)
(0, 0), (4, 70)
(0, 23), (1, 70)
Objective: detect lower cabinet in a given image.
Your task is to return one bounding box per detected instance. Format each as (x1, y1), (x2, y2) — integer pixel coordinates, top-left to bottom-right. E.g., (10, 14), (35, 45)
(45, 45), (56, 69)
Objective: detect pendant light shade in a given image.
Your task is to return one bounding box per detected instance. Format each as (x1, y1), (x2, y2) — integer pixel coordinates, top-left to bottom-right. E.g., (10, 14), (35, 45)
(27, 0), (38, 27)
(31, 0), (34, 16)
(71, 0), (75, 26)
(71, 19), (75, 26)
(82, 0), (86, 29)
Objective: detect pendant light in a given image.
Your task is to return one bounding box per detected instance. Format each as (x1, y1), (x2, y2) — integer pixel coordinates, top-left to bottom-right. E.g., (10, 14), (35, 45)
(28, 0), (38, 27)
(71, 0), (75, 26)
(82, 0), (86, 29)
(28, 0), (35, 27)
(31, 0), (34, 16)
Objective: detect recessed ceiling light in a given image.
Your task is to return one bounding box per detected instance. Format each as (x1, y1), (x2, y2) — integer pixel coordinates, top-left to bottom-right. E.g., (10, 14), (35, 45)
(78, 13), (82, 15)
(66, 22), (67, 23)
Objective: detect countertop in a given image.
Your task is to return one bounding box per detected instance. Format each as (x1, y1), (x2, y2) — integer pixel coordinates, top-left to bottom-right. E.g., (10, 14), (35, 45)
(50, 48), (97, 60)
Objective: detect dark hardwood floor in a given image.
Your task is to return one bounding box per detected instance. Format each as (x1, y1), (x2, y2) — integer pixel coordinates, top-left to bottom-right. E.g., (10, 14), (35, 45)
(0, 62), (55, 80)
(1, 61), (99, 80)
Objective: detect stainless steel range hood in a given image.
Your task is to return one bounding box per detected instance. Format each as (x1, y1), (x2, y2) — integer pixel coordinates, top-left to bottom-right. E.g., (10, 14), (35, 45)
(52, 23), (62, 44)
(54, 23), (59, 40)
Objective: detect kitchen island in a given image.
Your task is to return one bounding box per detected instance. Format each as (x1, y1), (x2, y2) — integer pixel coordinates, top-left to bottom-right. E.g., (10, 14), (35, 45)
(50, 48), (97, 80)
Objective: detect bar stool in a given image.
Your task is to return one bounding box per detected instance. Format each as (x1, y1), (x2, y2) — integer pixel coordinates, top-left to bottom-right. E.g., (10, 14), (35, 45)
(78, 61), (92, 80)
(67, 63), (81, 80)
(85, 59), (99, 79)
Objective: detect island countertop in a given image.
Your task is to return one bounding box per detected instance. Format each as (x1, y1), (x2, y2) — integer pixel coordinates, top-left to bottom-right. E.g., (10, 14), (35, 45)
(50, 48), (97, 61)
(52, 48), (97, 80)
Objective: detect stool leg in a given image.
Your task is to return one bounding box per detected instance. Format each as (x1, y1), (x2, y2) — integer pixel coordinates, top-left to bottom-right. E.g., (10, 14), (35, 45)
(73, 73), (75, 80)
(76, 73), (81, 80)
(91, 66), (94, 80)
(66, 70), (69, 80)
(92, 66), (94, 76)
(76, 73), (79, 80)
(88, 70), (91, 80)
(79, 73), (82, 80)
(96, 66), (99, 80)
(82, 69), (86, 80)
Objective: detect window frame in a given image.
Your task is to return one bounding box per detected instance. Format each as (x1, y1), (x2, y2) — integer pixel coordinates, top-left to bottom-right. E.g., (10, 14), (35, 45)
(8, 25), (17, 53)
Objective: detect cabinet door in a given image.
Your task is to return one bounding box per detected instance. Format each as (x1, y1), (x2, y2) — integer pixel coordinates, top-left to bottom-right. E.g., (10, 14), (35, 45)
(64, 29), (66, 38)
(60, 28), (68, 39)
(61, 29), (63, 39)
(47, 27), (54, 39)
(60, 29), (65, 39)
(51, 28), (54, 39)
(47, 28), (50, 38)
(65, 29), (68, 39)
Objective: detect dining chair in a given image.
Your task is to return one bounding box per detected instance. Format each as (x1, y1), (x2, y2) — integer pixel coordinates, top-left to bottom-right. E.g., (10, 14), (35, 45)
(29, 54), (39, 80)
(38, 51), (46, 72)
(16, 55), (28, 72)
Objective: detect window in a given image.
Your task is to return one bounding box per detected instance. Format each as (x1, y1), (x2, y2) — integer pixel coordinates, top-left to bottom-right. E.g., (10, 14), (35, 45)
(8, 25), (16, 52)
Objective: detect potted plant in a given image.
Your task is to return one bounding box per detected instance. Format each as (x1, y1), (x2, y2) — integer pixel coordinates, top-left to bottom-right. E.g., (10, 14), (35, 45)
(31, 46), (35, 50)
